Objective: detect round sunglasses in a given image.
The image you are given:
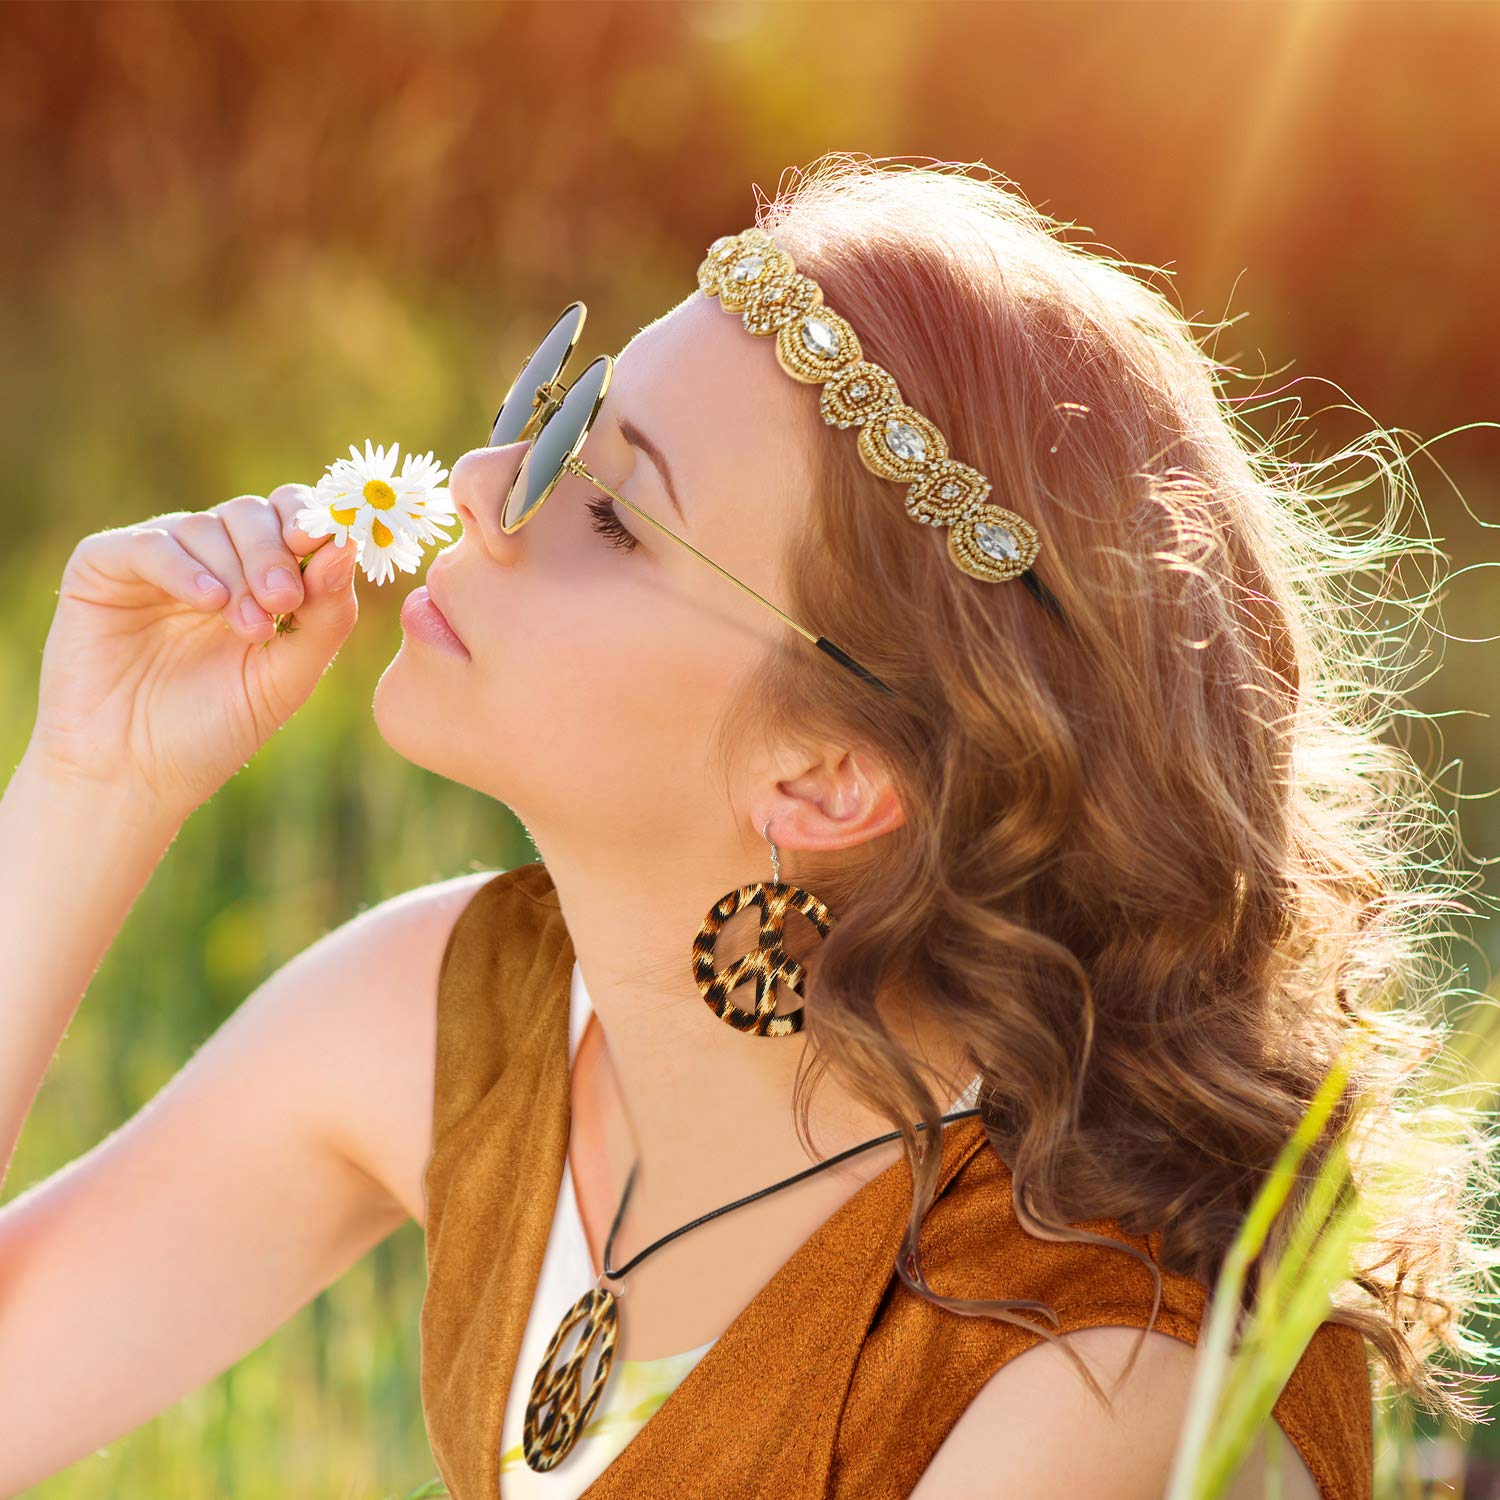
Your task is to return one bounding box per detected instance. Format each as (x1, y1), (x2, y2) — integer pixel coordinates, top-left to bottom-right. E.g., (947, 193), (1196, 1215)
(486, 301), (899, 699)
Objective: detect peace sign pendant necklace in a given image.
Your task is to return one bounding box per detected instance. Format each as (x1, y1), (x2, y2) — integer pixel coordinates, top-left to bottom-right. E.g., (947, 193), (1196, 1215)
(520, 1102), (982, 1472)
(519, 828), (984, 1473)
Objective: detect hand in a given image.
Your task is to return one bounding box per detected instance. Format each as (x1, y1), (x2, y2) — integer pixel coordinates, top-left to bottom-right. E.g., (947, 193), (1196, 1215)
(28, 485), (361, 817)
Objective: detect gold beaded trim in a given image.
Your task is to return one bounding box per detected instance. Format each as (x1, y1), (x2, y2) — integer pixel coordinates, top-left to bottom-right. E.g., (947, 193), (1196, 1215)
(696, 226), (1041, 584)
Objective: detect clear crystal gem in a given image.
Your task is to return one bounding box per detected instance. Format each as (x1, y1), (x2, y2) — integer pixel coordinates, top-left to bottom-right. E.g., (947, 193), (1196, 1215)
(885, 419), (926, 462)
(975, 522), (1020, 561)
(801, 318), (839, 358)
(849, 380), (870, 399)
(939, 482), (960, 499)
(765, 285), (786, 302)
(730, 253), (765, 281)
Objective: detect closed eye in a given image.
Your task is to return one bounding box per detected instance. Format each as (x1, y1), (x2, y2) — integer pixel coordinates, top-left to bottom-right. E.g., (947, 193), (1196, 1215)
(585, 493), (639, 553)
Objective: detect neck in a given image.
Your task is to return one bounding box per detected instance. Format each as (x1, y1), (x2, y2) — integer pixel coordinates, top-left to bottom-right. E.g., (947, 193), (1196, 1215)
(534, 834), (977, 1243)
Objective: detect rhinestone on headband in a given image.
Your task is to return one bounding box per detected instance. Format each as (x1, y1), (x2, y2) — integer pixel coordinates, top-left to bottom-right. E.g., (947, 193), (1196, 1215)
(696, 226), (1042, 585)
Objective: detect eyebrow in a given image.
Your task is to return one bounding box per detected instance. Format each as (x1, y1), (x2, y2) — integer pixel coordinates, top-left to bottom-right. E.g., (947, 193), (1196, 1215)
(617, 414), (684, 523)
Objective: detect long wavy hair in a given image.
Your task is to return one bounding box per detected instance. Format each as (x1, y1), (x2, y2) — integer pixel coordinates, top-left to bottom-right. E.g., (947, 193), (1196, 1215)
(704, 152), (1500, 1425)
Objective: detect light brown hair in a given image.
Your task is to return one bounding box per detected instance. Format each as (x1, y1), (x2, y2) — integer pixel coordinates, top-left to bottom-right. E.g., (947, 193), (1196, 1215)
(709, 151), (1500, 1423)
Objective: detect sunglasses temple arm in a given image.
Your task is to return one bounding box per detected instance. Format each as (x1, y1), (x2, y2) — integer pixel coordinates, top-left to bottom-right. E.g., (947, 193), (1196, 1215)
(813, 636), (899, 696)
(1021, 567), (1068, 624)
(597, 479), (900, 699)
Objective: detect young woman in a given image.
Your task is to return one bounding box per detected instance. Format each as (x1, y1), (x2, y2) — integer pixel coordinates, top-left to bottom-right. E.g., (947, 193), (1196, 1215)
(1, 155), (1490, 1499)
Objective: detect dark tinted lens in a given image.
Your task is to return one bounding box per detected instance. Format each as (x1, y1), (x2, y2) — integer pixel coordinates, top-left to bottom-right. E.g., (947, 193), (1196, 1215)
(502, 356), (610, 529)
(488, 304), (586, 448)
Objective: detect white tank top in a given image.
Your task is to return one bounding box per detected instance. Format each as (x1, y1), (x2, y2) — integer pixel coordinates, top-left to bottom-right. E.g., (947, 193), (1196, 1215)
(496, 959), (981, 1495)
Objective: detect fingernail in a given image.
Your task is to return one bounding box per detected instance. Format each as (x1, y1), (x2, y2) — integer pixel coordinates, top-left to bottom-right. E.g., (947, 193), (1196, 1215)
(241, 597), (269, 627)
(267, 566), (296, 593)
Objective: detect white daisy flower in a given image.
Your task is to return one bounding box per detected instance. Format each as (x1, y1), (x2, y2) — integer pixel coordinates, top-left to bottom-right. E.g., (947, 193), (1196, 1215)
(293, 439), (451, 585)
(269, 441), (453, 640)
(396, 449), (458, 546)
(352, 508), (425, 585)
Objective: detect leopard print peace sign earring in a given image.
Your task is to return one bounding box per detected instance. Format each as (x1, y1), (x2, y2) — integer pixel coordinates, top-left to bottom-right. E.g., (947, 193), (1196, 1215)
(690, 820), (836, 1038)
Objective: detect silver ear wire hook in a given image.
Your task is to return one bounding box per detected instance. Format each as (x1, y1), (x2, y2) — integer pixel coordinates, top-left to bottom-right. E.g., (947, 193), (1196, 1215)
(763, 818), (780, 884)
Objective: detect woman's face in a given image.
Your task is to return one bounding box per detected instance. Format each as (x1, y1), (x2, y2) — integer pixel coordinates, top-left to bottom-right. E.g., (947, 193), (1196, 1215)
(373, 290), (821, 848)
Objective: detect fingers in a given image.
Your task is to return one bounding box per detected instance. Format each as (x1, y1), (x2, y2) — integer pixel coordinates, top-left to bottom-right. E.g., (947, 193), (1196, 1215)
(168, 505), (278, 641)
(266, 481), (334, 559)
(94, 488), (349, 643)
(217, 494), (307, 621)
(73, 527), (236, 613)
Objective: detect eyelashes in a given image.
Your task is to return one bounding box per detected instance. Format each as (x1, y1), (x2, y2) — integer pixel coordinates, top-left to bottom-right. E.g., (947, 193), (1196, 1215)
(585, 493), (640, 553)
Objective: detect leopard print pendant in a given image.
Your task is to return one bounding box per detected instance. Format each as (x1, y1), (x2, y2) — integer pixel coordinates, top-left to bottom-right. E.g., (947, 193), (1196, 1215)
(522, 1282), (621, 1471)
(691, 824), (836, 1038)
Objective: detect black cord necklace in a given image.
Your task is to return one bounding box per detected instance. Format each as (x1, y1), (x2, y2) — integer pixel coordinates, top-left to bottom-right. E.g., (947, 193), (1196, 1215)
(521, 1103), (984, 1472)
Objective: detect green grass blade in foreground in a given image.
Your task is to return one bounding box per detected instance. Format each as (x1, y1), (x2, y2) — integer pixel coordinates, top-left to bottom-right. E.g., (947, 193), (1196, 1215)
(1199, 1177), (1377, 1498)
(1163, 1028), (1374, 1500)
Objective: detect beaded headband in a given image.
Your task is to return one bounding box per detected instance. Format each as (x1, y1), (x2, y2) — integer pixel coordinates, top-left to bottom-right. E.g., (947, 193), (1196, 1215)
(697, 225), (1061, 615)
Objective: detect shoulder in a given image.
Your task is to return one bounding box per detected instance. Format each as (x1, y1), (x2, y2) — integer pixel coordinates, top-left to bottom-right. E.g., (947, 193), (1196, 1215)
(258, 865), (516, 1228)
(909, 1323), (1321, 1500)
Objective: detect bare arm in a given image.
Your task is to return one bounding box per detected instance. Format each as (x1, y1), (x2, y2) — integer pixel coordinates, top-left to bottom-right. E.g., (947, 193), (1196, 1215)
(0, 753), (185, 1194)
(0, 745), (496, 1491)
(4, 488), (363, 1198)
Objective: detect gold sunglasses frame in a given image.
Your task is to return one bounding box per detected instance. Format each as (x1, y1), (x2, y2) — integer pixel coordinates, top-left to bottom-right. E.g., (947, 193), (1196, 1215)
(490, 302), (899, 700)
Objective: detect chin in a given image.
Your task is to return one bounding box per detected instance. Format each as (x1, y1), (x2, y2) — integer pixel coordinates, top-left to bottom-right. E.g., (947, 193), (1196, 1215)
(371, 643), (467, 777)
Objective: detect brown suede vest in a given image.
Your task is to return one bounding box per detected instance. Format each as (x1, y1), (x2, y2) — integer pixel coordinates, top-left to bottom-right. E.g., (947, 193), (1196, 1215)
(420, 861), (1373, 1499)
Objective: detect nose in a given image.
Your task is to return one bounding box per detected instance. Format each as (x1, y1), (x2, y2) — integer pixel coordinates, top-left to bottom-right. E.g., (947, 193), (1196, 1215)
(450, 443), (528, 559)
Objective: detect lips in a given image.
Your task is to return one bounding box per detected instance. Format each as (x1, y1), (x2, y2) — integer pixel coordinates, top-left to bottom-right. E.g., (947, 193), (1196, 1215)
(423, 569), (467, 649)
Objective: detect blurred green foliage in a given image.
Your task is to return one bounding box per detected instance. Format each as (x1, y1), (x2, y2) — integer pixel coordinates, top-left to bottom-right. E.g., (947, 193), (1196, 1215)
(1, 1), (1496, 1494)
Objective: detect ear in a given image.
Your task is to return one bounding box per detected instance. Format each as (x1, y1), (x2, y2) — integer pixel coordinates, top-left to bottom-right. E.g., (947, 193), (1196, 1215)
(750, 743), (905, 853)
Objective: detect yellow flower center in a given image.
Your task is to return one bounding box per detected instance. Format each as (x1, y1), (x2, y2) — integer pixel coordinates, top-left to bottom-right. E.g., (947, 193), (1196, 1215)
(331, 503), (359, 526)
(372, 517), (395, 548)
(363, 478), (397, 511)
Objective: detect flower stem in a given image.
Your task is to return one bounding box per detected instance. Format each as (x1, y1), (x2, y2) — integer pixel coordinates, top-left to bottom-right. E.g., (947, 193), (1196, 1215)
(267, 549), (316, 642)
